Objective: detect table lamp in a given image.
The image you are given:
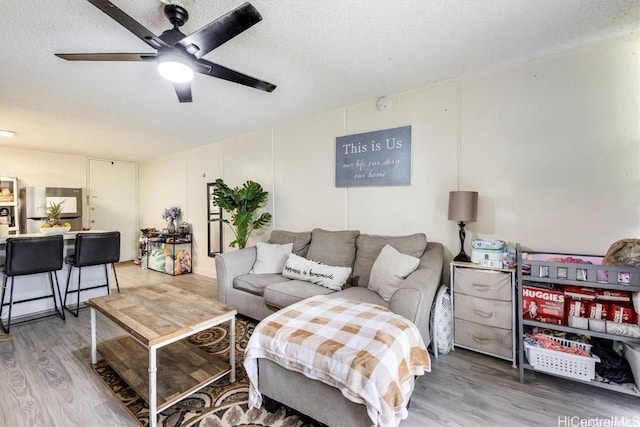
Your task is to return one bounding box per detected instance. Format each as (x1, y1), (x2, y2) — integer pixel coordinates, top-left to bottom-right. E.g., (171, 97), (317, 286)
(448, 191), (478, 262)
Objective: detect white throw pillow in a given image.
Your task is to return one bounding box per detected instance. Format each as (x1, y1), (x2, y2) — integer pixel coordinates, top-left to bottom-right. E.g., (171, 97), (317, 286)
(368, 244), (420, 302)
(251, 242), (294, 274)
(282, 253), (352, 291)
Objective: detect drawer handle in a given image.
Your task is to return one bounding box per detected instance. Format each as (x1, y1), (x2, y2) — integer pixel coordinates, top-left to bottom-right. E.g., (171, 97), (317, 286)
(472, 335), (491, 344)
(473, 309), (495, 319)
(471, 283), (492, 291)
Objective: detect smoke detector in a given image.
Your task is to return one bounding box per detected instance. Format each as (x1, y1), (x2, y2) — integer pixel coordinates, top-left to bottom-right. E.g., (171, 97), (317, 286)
(376, 96), (391, 111)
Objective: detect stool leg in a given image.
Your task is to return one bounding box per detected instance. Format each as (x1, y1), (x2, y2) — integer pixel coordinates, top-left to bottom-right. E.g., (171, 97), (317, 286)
(4, 277), (15, 333)
(63, 265), (73, 314)
(103, 264), (110, 295)
(0, 276), (9, 333)
(74, 267), (82, 318)
(111, 264), (120, 293)
(50, 271), (65, 321)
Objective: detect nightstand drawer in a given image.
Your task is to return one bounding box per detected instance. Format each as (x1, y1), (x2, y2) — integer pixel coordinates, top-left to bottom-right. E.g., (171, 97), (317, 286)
(453, 267), (512, 301)
(454, 318), (512, 358)
(454, 293), (512, 329)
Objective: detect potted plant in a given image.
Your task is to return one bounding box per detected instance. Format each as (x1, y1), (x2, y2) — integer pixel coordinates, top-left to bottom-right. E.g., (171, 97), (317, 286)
(41, 201), (71, 229)
(210, 178), (272, 249)
(162, 205), (182, 234)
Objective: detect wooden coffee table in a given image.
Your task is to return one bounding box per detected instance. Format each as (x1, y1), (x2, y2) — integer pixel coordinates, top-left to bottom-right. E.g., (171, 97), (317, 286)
(86, 283), (237, 427)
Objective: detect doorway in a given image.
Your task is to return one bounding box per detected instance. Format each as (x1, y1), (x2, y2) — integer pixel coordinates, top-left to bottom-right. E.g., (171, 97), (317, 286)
(87, 159), (138, 261)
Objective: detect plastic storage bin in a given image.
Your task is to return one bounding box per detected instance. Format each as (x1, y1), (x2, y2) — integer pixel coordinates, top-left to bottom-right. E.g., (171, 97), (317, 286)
(524, 335), (600, 381)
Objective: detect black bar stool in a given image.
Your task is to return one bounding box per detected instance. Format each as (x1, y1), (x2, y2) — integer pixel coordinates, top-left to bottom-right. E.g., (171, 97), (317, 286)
(0, 235), (65, 333)
(63, 231), (121, 317)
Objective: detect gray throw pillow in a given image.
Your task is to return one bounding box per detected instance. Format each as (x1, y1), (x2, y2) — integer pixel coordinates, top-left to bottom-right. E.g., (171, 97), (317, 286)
(306, 228), (360, 268)
(352, 233), (427, 287)
(269, 230), (312, 257)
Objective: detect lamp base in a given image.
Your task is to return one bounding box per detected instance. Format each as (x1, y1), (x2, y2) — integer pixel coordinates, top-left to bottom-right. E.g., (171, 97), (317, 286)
(453, 251), (472, 263)
(454, 221), (472, 263)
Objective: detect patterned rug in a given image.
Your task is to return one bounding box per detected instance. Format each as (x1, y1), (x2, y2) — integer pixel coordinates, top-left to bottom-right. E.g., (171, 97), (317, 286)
(92, 316), (322, 427)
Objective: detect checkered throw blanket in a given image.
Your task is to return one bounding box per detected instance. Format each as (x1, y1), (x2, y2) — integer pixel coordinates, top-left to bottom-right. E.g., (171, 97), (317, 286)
(244, 295), (431, 427)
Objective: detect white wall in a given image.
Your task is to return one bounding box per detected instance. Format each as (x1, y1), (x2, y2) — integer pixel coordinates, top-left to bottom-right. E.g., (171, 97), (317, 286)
(460, 35), (639, 253)
(0, 146), (87, 189)
(138, 34), (639, 277)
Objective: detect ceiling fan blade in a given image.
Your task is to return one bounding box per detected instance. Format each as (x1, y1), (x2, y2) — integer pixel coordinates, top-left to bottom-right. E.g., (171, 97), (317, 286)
(87, 0), (168, 50)
(197, 58), (276, 92)
(176, 2), (262, 60)
(55, 53), (157, 61)
(173, 83), (193, 103)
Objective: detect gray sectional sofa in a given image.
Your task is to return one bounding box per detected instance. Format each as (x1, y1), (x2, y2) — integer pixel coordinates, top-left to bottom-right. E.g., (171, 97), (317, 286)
(215, 228), (444, 344)
(215, 228), (444, 427)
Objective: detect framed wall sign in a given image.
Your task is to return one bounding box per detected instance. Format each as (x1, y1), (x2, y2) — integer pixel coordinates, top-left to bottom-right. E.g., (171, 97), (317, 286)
(207, 182), (223, 256)
(335, 125), (411, 187)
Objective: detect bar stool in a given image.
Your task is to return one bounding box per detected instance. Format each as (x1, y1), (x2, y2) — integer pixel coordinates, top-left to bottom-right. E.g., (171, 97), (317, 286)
(63, 231), (121, 317)
(0, 235), (65, 333)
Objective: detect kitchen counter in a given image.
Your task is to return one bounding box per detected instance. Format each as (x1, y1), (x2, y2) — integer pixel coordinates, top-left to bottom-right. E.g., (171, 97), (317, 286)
(0, 230), (103, 244)
(0, 230), (116, 321)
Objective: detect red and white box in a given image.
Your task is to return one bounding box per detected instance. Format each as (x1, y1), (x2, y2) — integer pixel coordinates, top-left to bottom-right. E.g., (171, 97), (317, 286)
(608, 304), (635, 324)
(566, 299), (588, 318)
(596, 289), (631, 303)
(523, 286), (565, 325)
(564, 286), (596, 301)
(587, 302), (609, 320)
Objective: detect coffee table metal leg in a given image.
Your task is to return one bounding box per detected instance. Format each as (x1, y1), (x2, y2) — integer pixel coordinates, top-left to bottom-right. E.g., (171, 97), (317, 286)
(90, 308), (97, 364)
(149, 346), (157, 427)
(230, 316), (236, 383)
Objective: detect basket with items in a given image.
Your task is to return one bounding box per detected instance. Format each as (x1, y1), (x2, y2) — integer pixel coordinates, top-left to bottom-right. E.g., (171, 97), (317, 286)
(517, 240), (640, 396)
(524, 333), (599, 381)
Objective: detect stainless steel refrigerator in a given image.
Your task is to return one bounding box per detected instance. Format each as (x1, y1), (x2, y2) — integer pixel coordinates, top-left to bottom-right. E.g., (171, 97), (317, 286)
(19, 186), (83, 233)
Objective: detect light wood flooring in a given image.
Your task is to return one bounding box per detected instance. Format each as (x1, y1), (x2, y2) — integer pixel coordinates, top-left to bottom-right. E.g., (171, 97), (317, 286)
(0, 263), (638, 427)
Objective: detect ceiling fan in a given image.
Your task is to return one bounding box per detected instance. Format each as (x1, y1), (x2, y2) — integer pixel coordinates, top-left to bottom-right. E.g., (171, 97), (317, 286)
(55, 0), (276, 103)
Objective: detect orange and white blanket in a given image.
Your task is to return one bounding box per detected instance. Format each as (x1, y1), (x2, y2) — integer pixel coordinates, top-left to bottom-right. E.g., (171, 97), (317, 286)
(244, 295), (431, 427)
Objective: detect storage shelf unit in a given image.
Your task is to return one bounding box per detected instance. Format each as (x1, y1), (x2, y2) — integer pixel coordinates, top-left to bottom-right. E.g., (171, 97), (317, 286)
(450, 261), (517, 367)
(0, 176), (19, 234)
(146, 233), (192, 276)
(516, 244), (640, 396)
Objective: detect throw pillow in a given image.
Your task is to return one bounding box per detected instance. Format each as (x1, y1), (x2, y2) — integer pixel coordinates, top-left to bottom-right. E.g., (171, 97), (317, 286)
(306, 228), (360, 268)
(251, 242), (294, 274)
(352, 233), (427, 287)
(269, 230), (312, 257)
(368, 244), (420, 302)
(282, 253), (352, 291)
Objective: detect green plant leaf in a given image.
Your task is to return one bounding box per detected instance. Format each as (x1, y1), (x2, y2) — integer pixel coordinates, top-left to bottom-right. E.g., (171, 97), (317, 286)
(211, 178), (272, 249)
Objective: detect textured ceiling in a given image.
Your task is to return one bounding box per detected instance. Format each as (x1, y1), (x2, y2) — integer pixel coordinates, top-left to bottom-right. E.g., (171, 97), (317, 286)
(1, 0), (638, 162)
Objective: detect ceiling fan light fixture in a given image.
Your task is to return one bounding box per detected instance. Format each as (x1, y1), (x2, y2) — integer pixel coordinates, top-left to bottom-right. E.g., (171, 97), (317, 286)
(157, 59), (194, 83)
(0, 130), (16, 138)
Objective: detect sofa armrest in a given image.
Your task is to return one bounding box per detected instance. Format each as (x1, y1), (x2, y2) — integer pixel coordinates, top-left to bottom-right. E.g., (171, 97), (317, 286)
(389, 242), (444, 346)
(215, 247), (257, 304)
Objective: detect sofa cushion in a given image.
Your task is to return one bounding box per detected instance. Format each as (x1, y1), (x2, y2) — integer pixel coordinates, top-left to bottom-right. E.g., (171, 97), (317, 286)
(251, 242), (293, 274)
(269, 230), (312, 257)
(368, 244), (420, 302)
(234, 274), (292, 297)
(352, 233), (427, 287)
(282, 253), (352, 291)
(306, 228), (360, 268)
(263, 280), (335, 309)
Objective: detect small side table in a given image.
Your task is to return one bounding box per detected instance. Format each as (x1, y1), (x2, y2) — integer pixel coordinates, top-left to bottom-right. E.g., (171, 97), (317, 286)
(450, 261), (516, 367)
(146, 233), (192, 275)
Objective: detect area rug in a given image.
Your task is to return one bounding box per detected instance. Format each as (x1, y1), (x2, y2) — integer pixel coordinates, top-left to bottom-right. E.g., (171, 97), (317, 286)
(92, 316), (323, 427)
